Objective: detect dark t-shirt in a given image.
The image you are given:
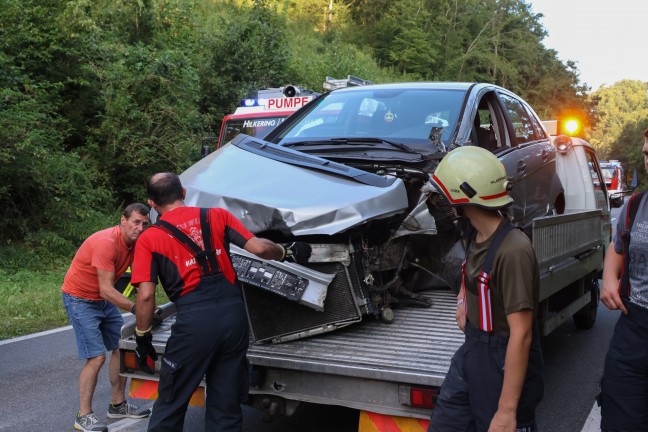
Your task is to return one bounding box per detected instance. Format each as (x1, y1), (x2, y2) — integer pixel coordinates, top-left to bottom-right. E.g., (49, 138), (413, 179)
(464, 220), (540, 337)
(614, 193), (648, 309)
(131, 206), (254, 301)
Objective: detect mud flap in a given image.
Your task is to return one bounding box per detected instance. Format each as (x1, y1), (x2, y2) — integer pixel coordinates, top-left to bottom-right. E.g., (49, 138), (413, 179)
(358, 411), (429, 432)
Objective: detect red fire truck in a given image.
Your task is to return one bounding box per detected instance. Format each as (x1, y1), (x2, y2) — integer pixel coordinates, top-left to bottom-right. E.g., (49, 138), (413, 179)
(214, 76), (373, 150)
(215, 86), (318, 150)
(599, 160), (626, 207)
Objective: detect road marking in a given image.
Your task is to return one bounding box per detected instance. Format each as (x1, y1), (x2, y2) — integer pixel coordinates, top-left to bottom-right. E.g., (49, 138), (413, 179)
(109, 416), (149, 431)
(0, 325), (72, 346)
(580, 401), (600, 432)
(0, 313), (134, 346)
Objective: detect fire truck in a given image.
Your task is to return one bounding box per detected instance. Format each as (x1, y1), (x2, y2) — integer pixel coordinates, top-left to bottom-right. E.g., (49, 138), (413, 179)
(215, 76), (373, 150)
(599, 160), (626, 207)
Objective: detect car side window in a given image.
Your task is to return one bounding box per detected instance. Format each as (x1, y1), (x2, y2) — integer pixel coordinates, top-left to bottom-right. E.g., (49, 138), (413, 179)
(498, 93), (536, 145)
(473, 101), (498, 152)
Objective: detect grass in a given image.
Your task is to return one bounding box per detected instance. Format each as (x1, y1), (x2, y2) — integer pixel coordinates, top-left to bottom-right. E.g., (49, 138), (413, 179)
(0, 266), (70, 339)
(0, 261), (170, 340)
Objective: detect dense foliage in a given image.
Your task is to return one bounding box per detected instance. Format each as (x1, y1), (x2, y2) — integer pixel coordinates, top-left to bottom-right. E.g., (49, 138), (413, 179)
(588, 80), (648, 189)
(2, 0), (644, 258)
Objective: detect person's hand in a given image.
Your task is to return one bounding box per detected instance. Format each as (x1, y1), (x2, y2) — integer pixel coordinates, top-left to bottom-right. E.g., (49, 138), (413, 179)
(488, 409), (516, 432)
(600, 279), (628, 314)
(281, 242), (312, 265)
(135, 329), (158, 375)
(456, 297), (466, 332)
(152, 307), (163, 327)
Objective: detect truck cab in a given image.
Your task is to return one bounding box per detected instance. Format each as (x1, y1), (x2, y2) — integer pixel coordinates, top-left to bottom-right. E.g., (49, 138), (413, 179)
(216, 87), (318, 150)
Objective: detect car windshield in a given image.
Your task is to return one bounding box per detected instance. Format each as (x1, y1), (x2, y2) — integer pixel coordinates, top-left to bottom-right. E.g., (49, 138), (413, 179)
(272, 88), (466, 154)
(600, 168), (616, 181)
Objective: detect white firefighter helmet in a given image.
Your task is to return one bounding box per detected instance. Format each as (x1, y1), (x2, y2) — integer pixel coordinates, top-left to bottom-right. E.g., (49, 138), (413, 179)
(430, 146), (512, 209)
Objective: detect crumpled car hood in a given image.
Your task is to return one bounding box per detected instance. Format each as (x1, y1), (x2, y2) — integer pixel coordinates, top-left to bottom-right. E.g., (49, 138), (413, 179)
(180, 141), (409, 236)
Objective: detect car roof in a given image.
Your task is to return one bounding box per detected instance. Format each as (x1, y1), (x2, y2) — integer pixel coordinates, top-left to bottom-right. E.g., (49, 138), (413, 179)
(330, 81), (499, 93)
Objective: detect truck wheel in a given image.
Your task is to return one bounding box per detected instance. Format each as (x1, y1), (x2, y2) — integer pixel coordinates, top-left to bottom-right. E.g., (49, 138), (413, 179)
(573, 275), (599, 329)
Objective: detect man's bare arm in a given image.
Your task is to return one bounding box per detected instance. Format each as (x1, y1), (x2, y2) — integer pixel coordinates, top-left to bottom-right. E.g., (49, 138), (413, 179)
(244, 236), (284, 261)
(135, 281), (156, 332)
(489, 309), (533, 432)
(601, 245), (627, 314)
(97, 268), (135, 312)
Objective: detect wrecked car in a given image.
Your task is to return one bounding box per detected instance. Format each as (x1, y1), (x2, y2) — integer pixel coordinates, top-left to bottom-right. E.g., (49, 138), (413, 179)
(180, 82), (564, 342)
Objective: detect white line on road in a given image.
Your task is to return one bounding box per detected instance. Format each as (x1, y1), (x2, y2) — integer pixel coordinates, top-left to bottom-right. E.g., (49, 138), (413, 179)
(0, 313), (135, 346)
(108, 416), (149, 431)
(0, 325), (72, 346)
(580, 402), (600, 432)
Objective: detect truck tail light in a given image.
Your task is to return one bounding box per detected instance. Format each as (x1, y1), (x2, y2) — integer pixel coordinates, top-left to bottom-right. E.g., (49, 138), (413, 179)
(410, 387), (438, 409)
(399, 385), (439, 409)
(123, 351), (139, 371)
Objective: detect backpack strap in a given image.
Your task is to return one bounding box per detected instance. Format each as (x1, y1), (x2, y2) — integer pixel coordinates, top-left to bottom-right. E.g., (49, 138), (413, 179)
(464, 221), (516, 333)
(619, 191), (645, 298)
(154, 208), (221, 276)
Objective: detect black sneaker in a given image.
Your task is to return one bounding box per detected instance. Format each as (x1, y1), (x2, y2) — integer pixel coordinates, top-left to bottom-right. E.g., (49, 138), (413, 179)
(107, 401), (151, 419)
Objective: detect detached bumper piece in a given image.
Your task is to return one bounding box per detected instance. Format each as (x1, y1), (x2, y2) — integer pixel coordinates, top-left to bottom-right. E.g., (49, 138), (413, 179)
(230, 245), (334, 311)
(242, 258), (364, 343)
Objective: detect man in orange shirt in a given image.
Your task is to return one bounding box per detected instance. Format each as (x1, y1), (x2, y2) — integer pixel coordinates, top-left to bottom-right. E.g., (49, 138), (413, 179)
(62, 203), (151, 432)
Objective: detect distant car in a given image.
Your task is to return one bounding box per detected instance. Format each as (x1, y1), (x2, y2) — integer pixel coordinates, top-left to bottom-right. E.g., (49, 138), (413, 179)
(180, 82), (565, 338)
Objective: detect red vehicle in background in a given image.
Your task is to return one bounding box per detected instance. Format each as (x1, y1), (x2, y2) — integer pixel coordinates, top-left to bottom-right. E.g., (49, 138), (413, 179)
(216, 86), (318, 150)
(599, 160), (626, 207)
(213, 76), (373, 151)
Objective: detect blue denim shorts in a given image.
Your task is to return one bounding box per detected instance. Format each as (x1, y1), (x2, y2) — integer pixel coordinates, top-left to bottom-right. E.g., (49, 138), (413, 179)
(62, 292), (124, 359)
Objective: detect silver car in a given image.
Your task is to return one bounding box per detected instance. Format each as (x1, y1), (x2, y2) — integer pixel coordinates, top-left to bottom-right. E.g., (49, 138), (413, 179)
(181, 82), (564, 342)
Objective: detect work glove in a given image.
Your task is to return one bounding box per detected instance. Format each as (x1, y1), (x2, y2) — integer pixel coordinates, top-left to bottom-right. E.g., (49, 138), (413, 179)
(135, 329), (158, 375)
(280, 242), (312, 265)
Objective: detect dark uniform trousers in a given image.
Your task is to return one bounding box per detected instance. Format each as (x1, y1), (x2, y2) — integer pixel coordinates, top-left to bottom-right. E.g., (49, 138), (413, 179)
(428, 322), (543, 432)
(148, 274), (249, 432)
(600, 302), (648, 432)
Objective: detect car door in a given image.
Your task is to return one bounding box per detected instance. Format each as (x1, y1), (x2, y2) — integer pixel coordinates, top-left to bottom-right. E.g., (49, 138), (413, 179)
(493, 91), (560, 228)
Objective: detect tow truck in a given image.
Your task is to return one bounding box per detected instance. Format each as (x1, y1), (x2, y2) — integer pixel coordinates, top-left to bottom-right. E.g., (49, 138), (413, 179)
(120, 83), (611, 431)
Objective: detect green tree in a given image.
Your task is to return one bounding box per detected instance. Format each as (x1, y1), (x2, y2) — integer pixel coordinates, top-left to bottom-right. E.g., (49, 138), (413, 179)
(589, 80), (648, 160)
(197, 0), (291, 131)
(0, 1), (112, 248)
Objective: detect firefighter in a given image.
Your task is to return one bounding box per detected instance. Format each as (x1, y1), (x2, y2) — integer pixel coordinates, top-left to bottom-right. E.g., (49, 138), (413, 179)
(427, 146), (544, 432)
(599, 127), (648, 432)
(130, 172), (311, 432)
